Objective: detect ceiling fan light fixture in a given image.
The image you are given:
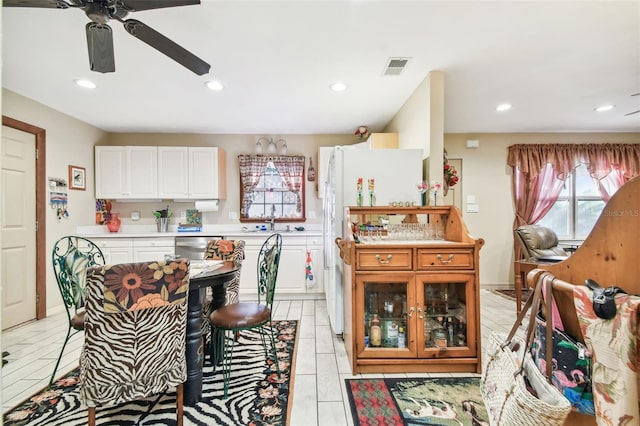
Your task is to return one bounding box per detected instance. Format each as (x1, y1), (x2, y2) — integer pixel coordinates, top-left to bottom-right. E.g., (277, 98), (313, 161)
(330, 82), (348, 92)
(205, 80), (223, 91)
(496, 103), (512, 112)
(594, 104), (615, 112)
(74, 79), (96, 89)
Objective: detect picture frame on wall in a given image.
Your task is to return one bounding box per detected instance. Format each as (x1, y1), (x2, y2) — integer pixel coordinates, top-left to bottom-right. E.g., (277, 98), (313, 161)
(69, 165), (86, 190)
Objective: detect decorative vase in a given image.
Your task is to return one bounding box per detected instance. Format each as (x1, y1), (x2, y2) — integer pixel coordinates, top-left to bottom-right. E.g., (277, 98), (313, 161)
(357, 191), (363, 207)
(443, 180), (449, 197)
(106, 213), (121, 233)
(369, 192), (376, 207)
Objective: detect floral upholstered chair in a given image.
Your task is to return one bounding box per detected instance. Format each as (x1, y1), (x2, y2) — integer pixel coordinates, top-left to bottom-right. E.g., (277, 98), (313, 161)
(203, 239), (245, 305)
(79, 259), (190, 426)
(201, 240), (245, 355)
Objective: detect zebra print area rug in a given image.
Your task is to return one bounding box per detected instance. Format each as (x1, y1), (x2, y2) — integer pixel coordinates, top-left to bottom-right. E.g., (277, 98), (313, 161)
(4, 320), (297, 426)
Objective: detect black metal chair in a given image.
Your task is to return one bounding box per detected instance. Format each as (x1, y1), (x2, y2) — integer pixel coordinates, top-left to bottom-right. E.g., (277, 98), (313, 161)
(50, 236), (105, 386)
(209, 233), (282, 398)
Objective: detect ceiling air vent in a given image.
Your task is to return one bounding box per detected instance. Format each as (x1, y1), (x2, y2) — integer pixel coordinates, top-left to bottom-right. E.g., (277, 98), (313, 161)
(383, 57), (410, 76)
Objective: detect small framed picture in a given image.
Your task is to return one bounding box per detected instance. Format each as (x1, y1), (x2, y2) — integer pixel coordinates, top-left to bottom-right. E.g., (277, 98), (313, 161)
(69, 165), (86, 190)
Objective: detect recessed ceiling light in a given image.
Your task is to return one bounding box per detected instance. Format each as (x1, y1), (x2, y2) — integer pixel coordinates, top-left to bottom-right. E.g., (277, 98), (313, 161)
(330, 82), (347, 92)
(205, 80), (223, 91)
(74, 79), (96, 89)
(496, 103), (512, 112)
(594, 104), (615, 112)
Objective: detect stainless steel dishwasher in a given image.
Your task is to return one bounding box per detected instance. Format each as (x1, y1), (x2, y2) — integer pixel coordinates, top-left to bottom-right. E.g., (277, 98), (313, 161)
(175, 236), (223, 260)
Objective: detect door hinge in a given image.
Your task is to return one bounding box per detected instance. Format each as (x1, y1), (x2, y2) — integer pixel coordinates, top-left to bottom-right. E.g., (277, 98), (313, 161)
(35, 148), (39, 160)
(35, 221), (39, 232)
(36, 293), (40, 303)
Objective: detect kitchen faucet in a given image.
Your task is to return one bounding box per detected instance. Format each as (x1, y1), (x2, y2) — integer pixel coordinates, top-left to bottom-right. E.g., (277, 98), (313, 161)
(266, 204), (276, 231)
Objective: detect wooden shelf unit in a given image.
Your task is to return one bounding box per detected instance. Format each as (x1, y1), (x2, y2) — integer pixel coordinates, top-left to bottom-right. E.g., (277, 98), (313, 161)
(336, 205), (484, 374)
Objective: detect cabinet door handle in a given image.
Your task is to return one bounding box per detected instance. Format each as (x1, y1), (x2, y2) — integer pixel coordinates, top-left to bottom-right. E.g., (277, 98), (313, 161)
(408, 307), (415, 319)
(436, 254), (454, 264)
(375, 254), (393, 264)
(417, 306), (423, 319)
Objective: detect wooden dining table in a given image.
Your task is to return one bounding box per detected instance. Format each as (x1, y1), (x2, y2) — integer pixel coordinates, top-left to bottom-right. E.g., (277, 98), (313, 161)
(184, 261), (239, 406)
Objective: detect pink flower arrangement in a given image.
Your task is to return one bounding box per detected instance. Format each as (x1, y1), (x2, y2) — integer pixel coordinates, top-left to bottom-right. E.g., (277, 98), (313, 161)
(444, 164), (459, 187)
(417, 181), (428, 194)
(430, 180), (442, 192)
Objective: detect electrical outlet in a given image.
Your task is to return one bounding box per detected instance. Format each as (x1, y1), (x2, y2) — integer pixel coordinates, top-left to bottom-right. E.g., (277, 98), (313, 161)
(466, 204), (479, 213)
(180, 211), (187, 220)
(229, 211), (238, 220)
(308, 210), (316, 219)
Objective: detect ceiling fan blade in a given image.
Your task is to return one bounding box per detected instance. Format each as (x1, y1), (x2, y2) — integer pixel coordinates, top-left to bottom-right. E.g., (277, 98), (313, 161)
(123, 19), (210, 75)
(119, 0), (200, 12)
(624, 110), (640, 116)
(2, 0), (73, 7)
(86, 22), (115, 73)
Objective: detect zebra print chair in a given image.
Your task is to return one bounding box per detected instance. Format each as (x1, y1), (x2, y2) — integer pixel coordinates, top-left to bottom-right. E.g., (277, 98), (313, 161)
(51, 236), (105, 387)
(209, 233), (282, 398)
(79, 259), (190, 426)
(203, 239), (245, 306)
(201, 239), (245, 356)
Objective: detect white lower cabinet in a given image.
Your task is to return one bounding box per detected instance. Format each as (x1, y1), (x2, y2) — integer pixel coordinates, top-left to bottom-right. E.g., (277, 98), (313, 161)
(238, 234), (324, 297)
(86, 234), (321, 298)
(91, 238), (134, 265)
(133, 238), (175, 262)
(305, 236), (324, 294)
(89, 237), (174, 264)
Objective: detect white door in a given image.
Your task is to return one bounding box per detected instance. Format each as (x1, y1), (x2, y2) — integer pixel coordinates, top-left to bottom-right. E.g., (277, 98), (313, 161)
(2, 125), (37, 329)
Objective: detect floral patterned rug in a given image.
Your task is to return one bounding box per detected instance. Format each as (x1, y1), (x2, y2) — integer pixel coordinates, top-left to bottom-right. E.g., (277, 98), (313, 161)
(3, 320), (298, 426)
(346, 376), (488, 426)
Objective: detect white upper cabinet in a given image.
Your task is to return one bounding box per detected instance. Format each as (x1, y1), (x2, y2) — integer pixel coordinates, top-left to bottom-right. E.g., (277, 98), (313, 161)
(95, 146), (158, 199)
(157, 147), (189, 199)
(157, 147), (226, 200)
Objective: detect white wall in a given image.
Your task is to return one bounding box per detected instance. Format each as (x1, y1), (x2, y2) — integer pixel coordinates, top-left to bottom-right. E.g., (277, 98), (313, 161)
(384, 71), (446, 204)
(2, 89), (108, 313)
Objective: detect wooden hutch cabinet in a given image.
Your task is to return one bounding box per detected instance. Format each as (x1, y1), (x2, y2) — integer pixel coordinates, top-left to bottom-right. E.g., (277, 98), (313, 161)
(336, 206), (484, 374)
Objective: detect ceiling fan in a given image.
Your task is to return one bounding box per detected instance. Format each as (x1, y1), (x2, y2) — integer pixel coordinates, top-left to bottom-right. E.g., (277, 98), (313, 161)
(4, 0), (211, 75)
(625, 93), (640, 117)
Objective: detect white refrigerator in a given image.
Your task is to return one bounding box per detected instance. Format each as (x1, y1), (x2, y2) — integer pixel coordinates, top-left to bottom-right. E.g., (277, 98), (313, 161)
(322, 146), (423, 335)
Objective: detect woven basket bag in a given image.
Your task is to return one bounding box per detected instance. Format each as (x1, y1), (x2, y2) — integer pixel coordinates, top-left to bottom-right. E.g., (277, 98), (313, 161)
(481, 281), (571, 425)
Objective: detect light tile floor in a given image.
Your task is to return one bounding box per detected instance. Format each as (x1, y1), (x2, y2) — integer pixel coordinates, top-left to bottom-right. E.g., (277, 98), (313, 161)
(1, 289), (520, 424)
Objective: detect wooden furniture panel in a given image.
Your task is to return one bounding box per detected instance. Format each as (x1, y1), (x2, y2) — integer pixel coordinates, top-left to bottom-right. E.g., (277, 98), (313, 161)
(356, 248), (412, 270)
(416, 248), (473, 270)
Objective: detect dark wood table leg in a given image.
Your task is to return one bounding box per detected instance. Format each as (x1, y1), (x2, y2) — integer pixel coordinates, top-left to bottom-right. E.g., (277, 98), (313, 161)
(184, 287), (204, 406)
(209, 282), (227, 366)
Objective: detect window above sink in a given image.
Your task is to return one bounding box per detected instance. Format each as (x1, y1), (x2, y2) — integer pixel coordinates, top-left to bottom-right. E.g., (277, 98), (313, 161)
(239, 155), (306, 223)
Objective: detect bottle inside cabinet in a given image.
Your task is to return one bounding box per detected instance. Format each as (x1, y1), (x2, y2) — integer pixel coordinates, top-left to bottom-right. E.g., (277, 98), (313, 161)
(363, 283), (407, 349)
(423, 283), (467, 348)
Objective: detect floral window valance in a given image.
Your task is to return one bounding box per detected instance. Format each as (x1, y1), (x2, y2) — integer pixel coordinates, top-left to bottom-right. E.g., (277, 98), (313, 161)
(238, 155), (306, 222)
(507, 143), (640, 180)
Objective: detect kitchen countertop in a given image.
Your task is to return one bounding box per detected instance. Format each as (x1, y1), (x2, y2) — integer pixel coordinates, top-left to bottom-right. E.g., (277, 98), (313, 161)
(76, 224), (323, 239)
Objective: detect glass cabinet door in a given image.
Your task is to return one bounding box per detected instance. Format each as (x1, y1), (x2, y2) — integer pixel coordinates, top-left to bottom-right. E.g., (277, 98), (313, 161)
(416, 273), (477, 358)
(355, 274), (416, 358)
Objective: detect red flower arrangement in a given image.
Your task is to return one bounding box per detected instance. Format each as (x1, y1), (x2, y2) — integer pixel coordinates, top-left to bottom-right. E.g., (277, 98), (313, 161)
(444, 163), (459, 187)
